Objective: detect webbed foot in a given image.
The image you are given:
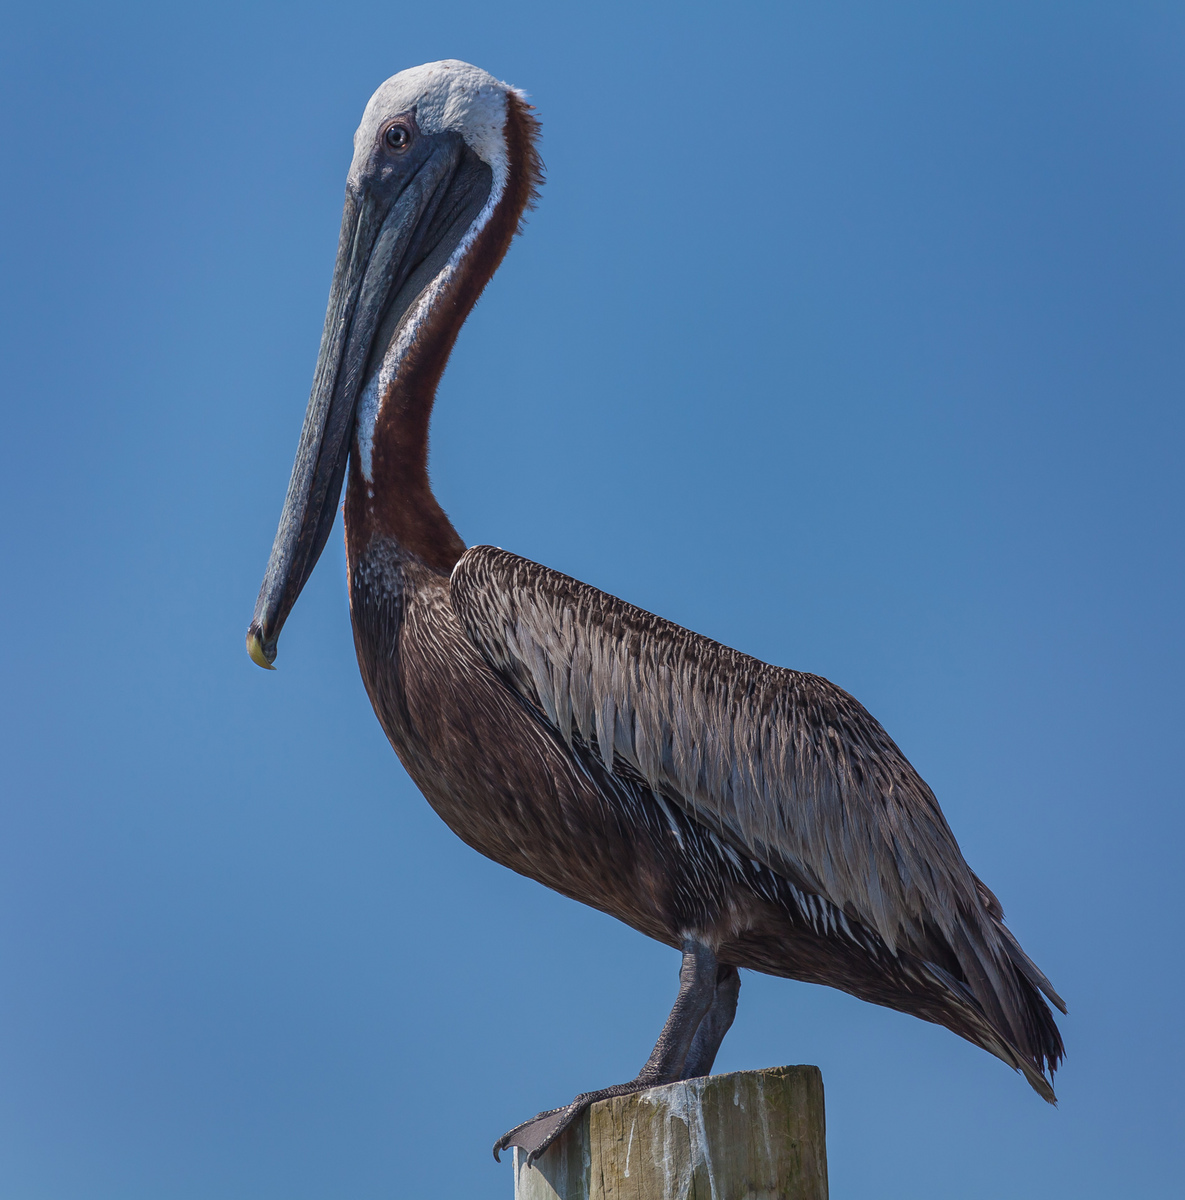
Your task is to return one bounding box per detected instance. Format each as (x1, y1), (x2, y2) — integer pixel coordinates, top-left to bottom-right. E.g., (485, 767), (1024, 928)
(493, 1082), (652, 1165)
(493, 1100), (578, 1164)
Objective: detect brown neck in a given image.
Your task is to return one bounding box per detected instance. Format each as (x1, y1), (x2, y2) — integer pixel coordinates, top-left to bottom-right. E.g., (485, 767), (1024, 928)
(346, 94), (542, 576)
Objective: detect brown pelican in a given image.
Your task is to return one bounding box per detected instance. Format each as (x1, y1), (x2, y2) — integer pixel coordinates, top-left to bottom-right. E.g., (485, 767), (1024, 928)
(247, 60), (1065, 1163)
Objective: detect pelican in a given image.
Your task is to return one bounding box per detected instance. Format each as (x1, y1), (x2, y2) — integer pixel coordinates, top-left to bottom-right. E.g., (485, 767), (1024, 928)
(247, 60), (1065, 1163)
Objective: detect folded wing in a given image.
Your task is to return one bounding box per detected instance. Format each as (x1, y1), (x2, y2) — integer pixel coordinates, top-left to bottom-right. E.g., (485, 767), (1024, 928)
(450, 545), (1064, 1093)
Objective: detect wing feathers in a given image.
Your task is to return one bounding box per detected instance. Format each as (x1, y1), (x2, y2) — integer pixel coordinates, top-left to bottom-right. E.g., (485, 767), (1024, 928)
(450, 545), (1063, 1090)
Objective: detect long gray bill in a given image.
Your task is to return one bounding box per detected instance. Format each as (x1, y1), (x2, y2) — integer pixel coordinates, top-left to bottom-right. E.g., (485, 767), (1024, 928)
(247, 138), (468, 669)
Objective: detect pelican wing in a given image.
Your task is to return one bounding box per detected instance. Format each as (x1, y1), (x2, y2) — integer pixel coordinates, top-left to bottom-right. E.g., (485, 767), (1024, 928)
(449, 545), (1064, 1087)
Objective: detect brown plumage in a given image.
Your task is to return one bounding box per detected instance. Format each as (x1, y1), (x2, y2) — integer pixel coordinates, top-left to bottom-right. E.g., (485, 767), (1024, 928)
(449, 548), (1065, 1091)
(249, 60), (1064, 1165)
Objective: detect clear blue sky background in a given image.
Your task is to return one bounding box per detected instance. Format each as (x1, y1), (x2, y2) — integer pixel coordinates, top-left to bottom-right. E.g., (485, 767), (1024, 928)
(1, 2), (1181, 1197)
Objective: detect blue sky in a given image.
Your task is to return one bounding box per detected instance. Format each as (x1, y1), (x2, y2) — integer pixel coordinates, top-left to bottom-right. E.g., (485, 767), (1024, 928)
(0, 2), (1182, 1196)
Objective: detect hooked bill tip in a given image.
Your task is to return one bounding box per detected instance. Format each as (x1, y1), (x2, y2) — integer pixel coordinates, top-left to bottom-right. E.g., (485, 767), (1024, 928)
(246, 627), (277, 670)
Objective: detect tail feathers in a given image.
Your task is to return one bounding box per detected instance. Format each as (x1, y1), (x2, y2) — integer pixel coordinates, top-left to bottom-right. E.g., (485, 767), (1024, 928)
(988, 920), (1066, 1088)
(921, 960), (1060, 1099)
(1017, 1054), (1059, 1105)
(916, 936), (1065, 1104)
(1000, 923), (1067, 1015)
(971, 871), (1066, 1015)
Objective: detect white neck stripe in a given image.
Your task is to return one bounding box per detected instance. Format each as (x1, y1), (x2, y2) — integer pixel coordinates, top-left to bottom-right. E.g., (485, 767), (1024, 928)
(354, 170), (507, 483)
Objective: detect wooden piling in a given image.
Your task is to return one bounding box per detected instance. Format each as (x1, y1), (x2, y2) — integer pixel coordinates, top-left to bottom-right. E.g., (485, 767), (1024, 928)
(513, 1065), (827, 1200)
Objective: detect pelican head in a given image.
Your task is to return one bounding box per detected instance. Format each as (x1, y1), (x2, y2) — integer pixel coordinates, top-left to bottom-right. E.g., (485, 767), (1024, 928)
(247, 61), (534, 669)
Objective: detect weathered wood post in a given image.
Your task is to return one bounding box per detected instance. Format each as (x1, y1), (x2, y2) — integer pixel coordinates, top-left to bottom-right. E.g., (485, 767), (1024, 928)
(513, 1065), (827, 1200)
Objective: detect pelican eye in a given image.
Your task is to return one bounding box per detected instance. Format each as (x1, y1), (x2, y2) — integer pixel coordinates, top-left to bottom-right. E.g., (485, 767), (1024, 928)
(384, 124), (412, 152)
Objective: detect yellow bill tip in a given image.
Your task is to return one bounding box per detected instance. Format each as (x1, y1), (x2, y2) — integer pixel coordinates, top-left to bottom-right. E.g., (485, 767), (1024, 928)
(246, 628), (277, 670)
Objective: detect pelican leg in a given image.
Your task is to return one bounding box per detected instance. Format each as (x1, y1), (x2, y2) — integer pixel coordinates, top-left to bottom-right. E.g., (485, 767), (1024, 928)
(494, 937), (730, 1165)
(683, 963), (740, 1078)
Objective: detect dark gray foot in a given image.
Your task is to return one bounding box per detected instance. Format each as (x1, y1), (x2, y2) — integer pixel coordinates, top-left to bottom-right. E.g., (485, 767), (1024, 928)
(493, 1102), (572, 1164)
(493, 1080), (657, 1164)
